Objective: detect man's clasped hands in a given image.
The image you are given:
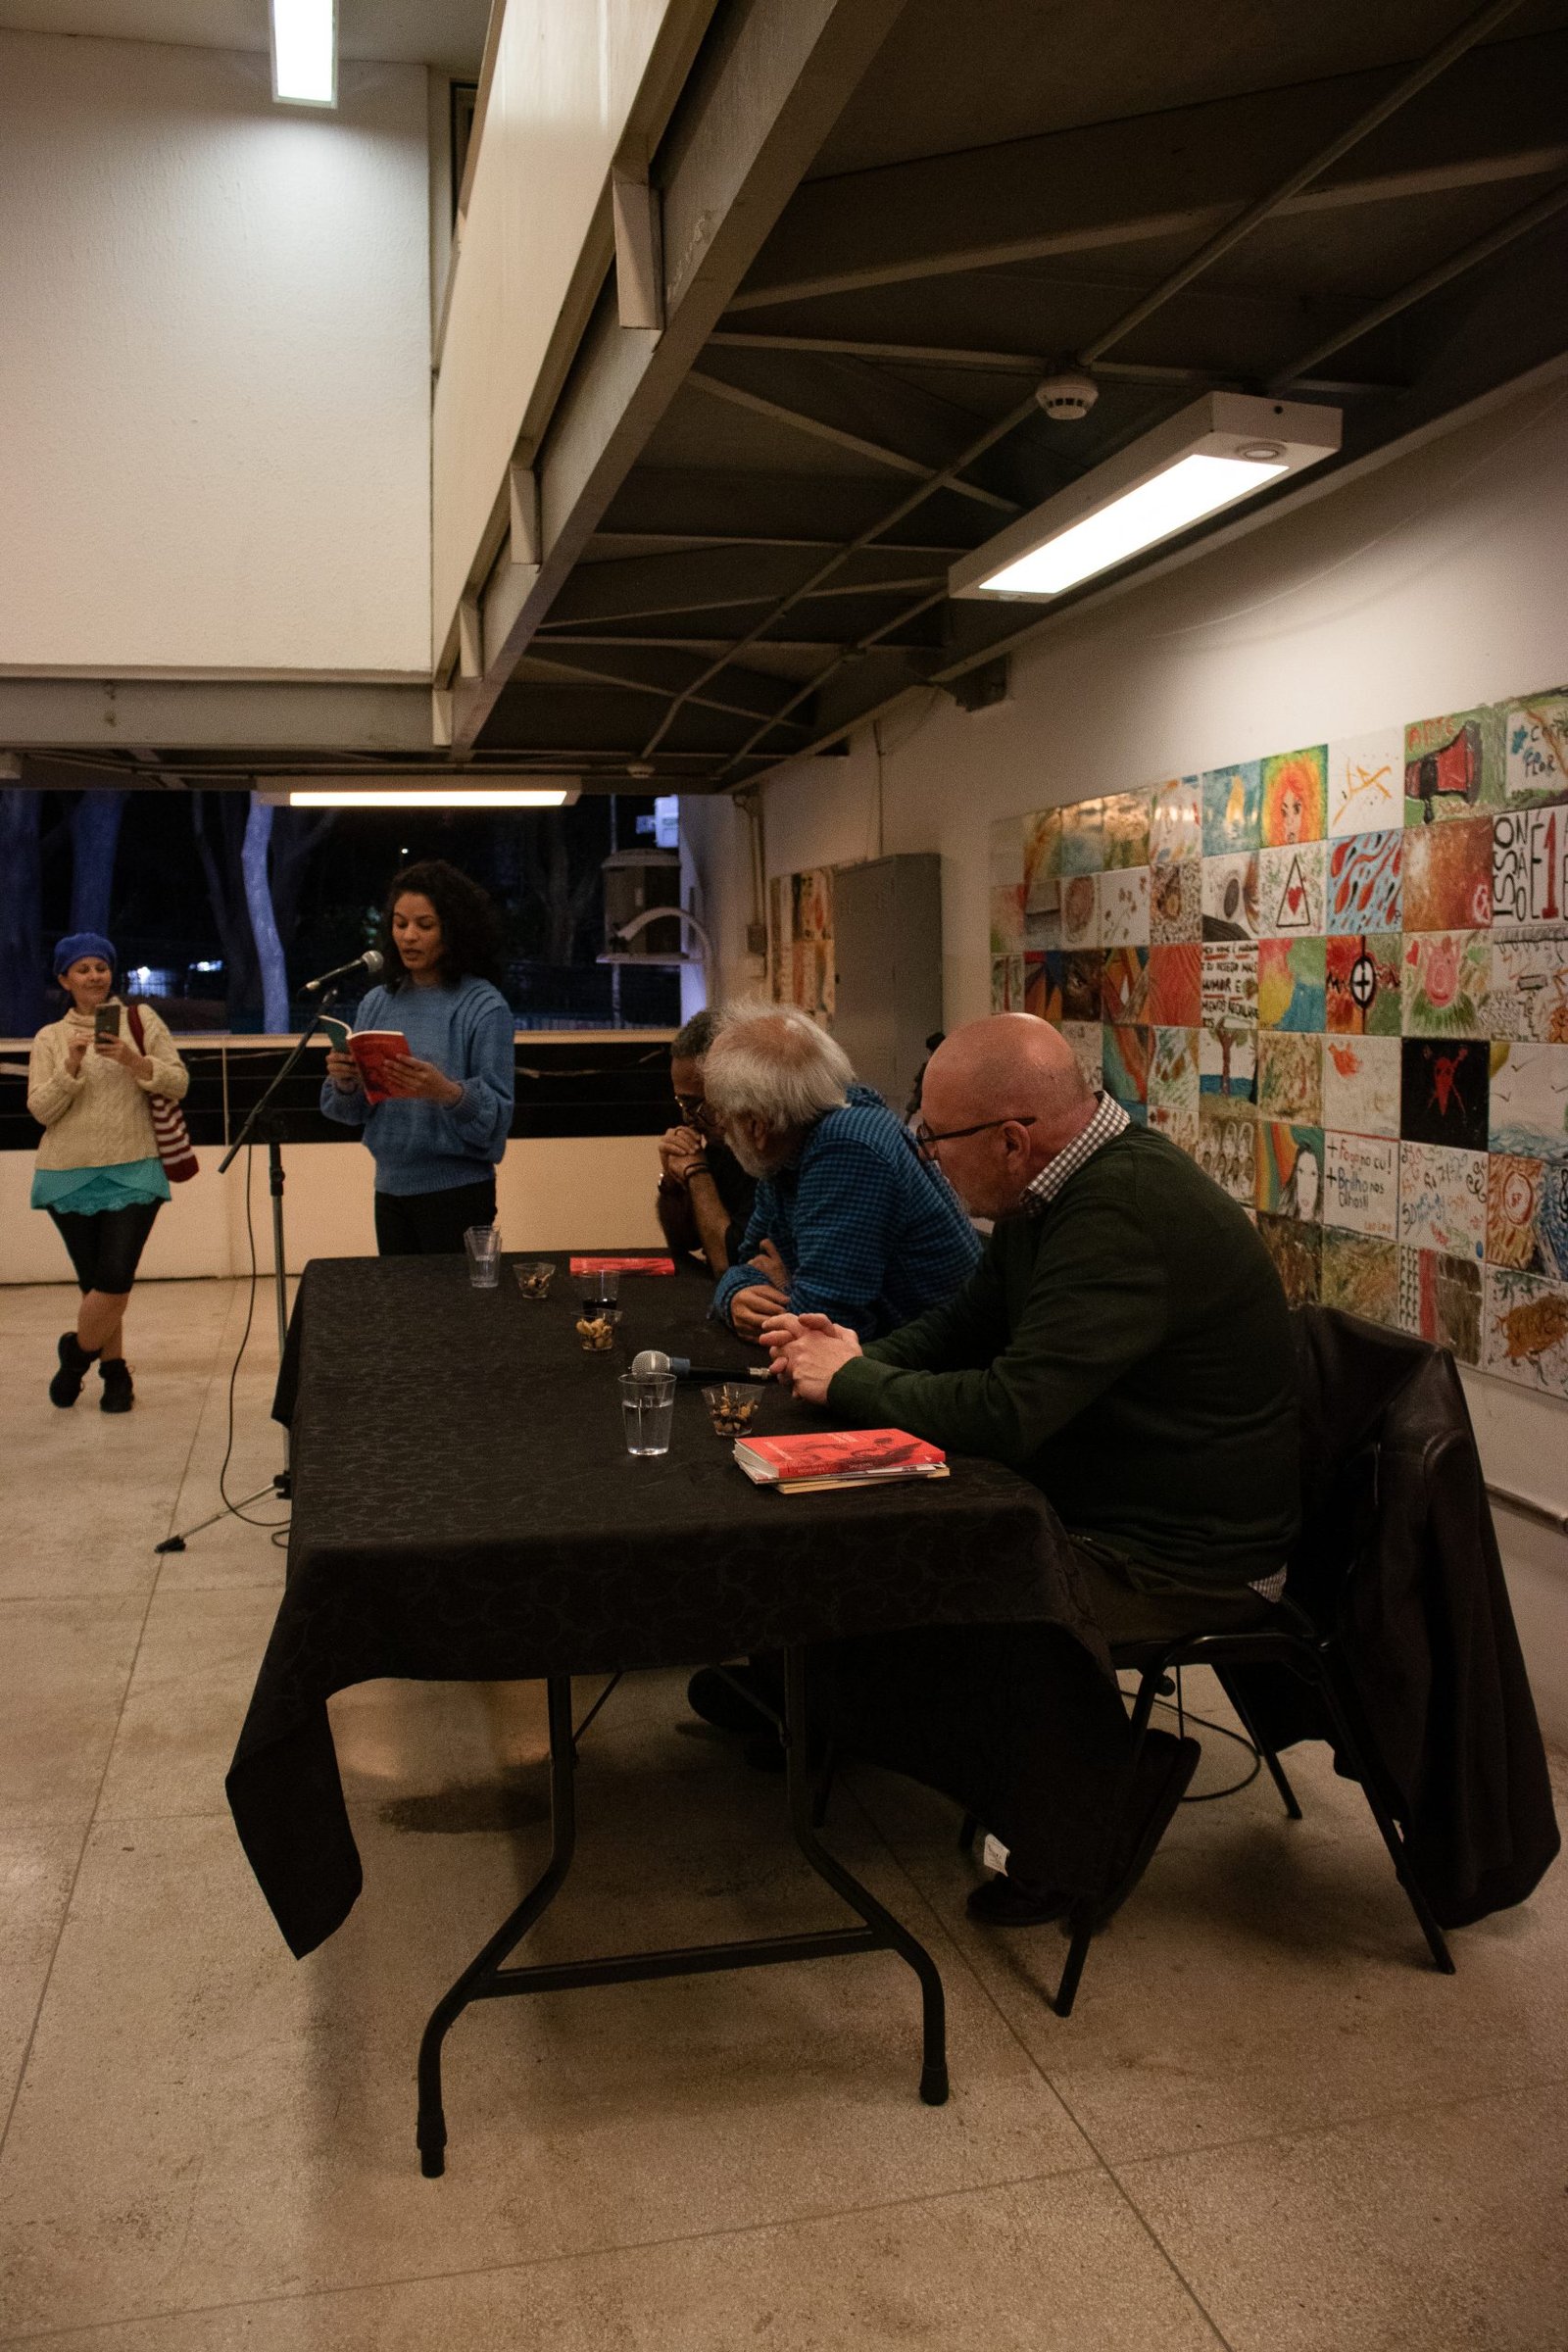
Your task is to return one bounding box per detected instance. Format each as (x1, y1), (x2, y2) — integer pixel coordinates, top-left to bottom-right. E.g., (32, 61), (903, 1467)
(758, 1309), (862, 1405)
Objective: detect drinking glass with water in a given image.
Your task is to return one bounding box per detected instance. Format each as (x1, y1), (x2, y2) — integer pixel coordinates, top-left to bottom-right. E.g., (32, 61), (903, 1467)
(464, 1225), (501, 1289)
(619, 1371), (675, 1457)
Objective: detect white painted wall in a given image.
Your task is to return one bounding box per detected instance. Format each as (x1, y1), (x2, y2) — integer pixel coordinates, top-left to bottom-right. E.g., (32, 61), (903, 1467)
(0, 1135), (663, 1285)
(681, 365), (1568, 1740)
(430, 0), (680, 659)
(0, 30), (431, 677)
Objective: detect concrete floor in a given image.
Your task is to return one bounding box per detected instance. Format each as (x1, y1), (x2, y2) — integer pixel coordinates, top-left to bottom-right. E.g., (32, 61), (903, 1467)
(1, 1277), (1565, 2351)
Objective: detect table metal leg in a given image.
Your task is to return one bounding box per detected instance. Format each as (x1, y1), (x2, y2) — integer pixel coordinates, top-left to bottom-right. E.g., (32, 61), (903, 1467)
(782, 1645), (950, 2107)
(416, 1674), (578, 2178)
(414, 1649), (951, 2175)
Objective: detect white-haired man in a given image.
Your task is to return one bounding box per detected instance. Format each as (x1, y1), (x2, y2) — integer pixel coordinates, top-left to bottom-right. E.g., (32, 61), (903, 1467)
(702, 1004), (980, 1341)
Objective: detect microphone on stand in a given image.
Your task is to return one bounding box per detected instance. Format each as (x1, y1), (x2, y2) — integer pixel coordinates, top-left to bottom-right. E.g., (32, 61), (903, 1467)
(302, 948), (384, 996)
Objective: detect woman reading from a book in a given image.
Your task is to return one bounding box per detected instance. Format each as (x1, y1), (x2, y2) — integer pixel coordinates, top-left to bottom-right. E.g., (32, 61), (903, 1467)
(321, 859), (515, 1255)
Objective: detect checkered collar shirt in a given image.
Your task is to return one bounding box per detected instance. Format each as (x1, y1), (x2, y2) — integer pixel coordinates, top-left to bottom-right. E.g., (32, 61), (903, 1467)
(1019, 1091), (1131, 1215)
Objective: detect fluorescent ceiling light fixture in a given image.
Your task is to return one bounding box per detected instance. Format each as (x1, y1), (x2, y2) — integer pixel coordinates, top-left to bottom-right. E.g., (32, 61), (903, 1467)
(271, 0), (336, 108)
(278, 788), (577, 808)
(950, 393), (1341, 604)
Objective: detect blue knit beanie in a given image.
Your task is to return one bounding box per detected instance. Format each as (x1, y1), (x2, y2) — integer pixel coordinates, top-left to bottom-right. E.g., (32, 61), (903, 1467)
(53, 932), (117, 978)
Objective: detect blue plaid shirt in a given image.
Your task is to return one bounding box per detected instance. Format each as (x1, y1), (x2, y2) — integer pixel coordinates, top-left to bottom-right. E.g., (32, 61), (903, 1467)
(712, 1085), (981, 1339)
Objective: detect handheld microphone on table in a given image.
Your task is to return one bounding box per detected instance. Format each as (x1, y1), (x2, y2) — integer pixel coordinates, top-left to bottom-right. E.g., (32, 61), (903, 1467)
(303, 948), (385, 996)
(632, 1348), (773, 1383)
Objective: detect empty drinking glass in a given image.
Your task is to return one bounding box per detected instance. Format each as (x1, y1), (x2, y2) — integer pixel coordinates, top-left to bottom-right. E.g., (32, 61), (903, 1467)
(619, 1371), (676, 1457)
(464, 1225), (501, 1289)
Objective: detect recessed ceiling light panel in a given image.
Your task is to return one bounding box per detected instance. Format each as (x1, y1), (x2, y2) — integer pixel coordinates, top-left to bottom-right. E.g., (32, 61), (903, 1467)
(271, 0), (337, 108)
(950, 393), (1341, 604)
(258, 777), (580, 808)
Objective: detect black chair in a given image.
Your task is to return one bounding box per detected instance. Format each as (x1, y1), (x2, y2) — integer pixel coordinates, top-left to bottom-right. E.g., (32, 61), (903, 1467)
(1037, 1583), (1456, 2019)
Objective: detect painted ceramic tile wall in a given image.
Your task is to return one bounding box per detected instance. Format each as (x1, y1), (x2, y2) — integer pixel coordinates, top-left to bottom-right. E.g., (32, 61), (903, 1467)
(989, 683), (1568, 1398)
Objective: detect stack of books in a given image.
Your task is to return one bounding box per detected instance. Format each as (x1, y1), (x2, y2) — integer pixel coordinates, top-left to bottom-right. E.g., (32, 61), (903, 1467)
(733, 1429), (948, 1496)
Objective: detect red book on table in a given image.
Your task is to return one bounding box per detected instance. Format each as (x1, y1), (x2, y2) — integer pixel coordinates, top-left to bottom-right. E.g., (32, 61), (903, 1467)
(569, 1255), (676, 1275)
(734, 1429), (948, 1491)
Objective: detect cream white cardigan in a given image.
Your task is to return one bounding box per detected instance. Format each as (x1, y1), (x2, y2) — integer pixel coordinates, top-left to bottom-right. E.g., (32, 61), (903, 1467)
(27, 1002), (190, 1171)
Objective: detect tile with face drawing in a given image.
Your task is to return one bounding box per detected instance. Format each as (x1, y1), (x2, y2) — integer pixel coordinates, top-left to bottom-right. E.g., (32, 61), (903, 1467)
(1261, 746), (1327, 847)
(1199, 1096), (1256, 1205)
(1255, 1121), (1323, 1222)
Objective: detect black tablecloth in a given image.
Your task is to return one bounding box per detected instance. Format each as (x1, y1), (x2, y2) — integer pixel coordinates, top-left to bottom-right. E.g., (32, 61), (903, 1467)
(228, 1253), (1118, 1957)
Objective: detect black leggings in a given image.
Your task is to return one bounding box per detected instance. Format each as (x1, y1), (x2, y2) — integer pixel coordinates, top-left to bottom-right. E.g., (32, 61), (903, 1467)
(48, 1200), (162, 1295)
(373, 1176), (497, 1257)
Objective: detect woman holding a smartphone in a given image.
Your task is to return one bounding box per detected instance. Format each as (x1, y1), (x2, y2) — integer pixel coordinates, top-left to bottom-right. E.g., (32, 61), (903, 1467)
(26, 933), (190, 1411)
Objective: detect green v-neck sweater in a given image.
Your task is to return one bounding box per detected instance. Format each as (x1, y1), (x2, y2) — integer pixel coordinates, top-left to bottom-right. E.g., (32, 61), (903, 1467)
(827, 1124), (1300, 1587)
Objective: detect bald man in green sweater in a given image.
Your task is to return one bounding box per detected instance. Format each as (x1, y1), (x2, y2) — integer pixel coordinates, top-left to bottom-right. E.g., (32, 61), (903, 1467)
(763, 1014), (1300, 1925)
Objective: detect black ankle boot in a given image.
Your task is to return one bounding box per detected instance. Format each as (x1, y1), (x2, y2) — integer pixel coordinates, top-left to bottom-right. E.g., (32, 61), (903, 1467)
(49, 1332), (98, 1408)
(98, 1357), (134, 1414)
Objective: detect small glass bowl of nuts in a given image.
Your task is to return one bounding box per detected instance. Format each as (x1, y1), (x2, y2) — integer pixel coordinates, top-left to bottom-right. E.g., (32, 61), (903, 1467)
(514, 1260), (557, 1300)
(576, 1307), (623, 1352)
(702, 1382), (764, 1437)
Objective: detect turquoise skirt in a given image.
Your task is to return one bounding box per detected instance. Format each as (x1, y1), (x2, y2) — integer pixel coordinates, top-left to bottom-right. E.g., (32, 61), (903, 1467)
(31, 1157), (171, 1214)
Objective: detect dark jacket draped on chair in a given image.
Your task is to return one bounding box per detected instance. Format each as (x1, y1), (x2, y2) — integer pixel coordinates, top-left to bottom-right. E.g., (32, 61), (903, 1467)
(1233, 1307), (1558, 1930)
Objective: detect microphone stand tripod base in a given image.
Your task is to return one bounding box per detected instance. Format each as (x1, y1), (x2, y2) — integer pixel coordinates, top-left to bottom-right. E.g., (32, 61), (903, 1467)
(161, 990), (341, 1551)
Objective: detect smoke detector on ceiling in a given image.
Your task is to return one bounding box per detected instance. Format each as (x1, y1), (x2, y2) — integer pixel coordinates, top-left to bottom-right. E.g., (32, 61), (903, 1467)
(1035, 372), (1100, 422)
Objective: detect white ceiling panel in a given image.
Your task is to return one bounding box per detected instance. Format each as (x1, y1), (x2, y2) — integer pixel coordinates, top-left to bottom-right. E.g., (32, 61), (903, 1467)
(0, 0), (490, 74)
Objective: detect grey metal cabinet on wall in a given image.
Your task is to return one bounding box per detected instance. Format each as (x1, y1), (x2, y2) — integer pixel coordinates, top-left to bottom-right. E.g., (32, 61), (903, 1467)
(830, 854), (944, 1114)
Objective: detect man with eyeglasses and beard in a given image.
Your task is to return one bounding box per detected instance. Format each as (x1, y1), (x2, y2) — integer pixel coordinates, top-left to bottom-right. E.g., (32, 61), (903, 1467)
(656, 1008), (760, 1278)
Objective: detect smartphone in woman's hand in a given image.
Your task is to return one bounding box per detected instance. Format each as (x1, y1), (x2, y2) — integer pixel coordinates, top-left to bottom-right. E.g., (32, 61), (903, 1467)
(94, 1004), (122, 1039)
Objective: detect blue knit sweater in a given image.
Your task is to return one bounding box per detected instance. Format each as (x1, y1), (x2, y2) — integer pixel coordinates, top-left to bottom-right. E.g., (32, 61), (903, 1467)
(319, 977), (514, 1196)
(712, 1084), (981, 1340)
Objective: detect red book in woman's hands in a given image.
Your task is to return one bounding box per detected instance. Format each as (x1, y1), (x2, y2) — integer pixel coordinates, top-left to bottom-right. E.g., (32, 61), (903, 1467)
(348, 1033), (414, 1104)
(322, 1016), (413, 1105)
